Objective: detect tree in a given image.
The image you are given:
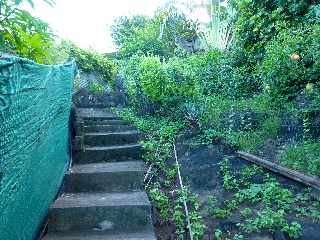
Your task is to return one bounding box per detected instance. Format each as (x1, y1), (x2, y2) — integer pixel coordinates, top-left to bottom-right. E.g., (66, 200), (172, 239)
(0, 0), (55, 63)
(111, 15), (149, 48)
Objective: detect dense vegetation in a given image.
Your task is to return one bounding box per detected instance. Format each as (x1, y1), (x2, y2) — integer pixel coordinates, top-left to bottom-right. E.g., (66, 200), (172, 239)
(0, 0), (55, 63)
(2, 0), (320, 239)
(112, 0), (320, 239)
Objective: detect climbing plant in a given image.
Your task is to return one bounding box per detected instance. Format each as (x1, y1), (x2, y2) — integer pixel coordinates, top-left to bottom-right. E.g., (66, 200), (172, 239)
(61, 41), (117, 85)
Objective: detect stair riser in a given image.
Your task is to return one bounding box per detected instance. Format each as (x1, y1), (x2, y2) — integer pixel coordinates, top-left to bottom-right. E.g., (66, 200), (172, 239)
(82, 116), (120, 121)
(44, 231), (156, 240)
(84, 125), (136, 133)
(84, 120), (129, 126)
(64, 172), (145, 193)
(48, 206), (152, 233)
(73, 147), (142, 164)
(84, 133), (141, 146)
(76, 104), (111, 109)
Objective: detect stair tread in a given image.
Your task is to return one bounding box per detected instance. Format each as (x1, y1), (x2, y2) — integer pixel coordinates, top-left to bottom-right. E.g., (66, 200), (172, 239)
(43, 230), (156, 240)
(69, 161), (145, 174)
(84, 144), (141, 151)
(78, 108), (113, 115)
(84, 124), (133, 127)
(85, 130), (140, 136)
(51, 192), (150, 209)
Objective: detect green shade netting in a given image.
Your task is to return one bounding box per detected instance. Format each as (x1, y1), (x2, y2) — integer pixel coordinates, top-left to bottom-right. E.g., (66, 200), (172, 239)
(0, 56), (76, 240)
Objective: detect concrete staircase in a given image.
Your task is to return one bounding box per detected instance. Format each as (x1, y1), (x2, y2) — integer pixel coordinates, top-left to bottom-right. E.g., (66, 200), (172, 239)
(43, 108), (156, 240)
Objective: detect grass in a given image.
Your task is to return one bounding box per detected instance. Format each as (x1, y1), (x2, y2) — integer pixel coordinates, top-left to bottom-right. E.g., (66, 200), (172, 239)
(225, 115), (281, 152)
(280, 142), (320, 177)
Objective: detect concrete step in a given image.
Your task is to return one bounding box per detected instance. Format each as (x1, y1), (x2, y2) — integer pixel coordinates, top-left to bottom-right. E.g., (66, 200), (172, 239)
(43, 230), (156, 240)
(47, 192), (152, 234)
(73, 144), (142, 164)
(84, 119), (129, 126)
(64, 162), (145, 193)
(84, 131), (141, 146)
(84, 125), (136, 133)
(78, 108), (119, 120)
(76, 104), (110, 109)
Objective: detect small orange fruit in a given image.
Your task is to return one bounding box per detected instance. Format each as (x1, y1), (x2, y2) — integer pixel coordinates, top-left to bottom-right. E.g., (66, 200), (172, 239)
(291, 53), (301, 61)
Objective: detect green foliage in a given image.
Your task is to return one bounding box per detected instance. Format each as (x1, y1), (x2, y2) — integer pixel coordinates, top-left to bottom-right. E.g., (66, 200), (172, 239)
(173, 203), (186, 238)
(123, 55), (143, 98)
(111, 6), (201, 58)
(111, 15), (149, 48)
(261, 25), (320, 100)
(157, 5), (200, 52)
(120, 23), (172, 58)
(214, 229), (223, 240)
(62, 42), (117, 85)
(0, 0), (55, 63)
(280, 142), (320, 176)
(139, 55), (171, 102)
(239, 207), (302, 239)
(149, 186), (170, 221)
(219, 158), (239, 191)
(89, 83), (105, 94)
(240, 208), (253, 218)
(165, 56), (202, 98)
(116, 1), (320, 239)
(234, 0), (316, 61)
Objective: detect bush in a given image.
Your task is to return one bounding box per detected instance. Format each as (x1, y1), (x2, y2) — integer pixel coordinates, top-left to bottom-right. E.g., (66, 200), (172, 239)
(165, 57), (201, 98)
(123, 55), (143, 98)
(234, 0), (317, 62)
(139, 55), (172, 102)
(190, 50), (262, 99)
(63, 42), (117, 86)
(119, 24), (172, 58)
(261, 25), (320, 100)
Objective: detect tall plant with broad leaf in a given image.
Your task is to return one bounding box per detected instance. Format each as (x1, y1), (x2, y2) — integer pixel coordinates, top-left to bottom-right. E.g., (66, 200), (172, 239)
(196, 0), (236, 50)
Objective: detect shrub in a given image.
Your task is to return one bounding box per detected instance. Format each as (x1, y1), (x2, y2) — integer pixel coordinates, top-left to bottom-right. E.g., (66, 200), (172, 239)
(63, 42), (117, 86)
(119, 24), (172, 58)
(261, 25), (320, 100)
(89, 83), (105, 94)
(187, 51), (222, 96)
(234, 0), (317, 62)
(139, 55), (172, 102)
(111, 15), (149, 48)
(123, 55), (143, 98)
(165, 57), (201, 98)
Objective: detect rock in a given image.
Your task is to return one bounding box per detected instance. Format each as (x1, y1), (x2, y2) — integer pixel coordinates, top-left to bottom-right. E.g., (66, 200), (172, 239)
(274, 231), (289, 240)
(300, 220), (320, 240)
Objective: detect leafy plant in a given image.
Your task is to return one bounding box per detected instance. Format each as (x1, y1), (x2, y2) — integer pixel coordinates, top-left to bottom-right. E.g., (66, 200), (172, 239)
(149, 187), (170, 221)
(0, 0), (55, 63)
(62, 41), (117, 86)
(219, 158), (239, 191)
(89, 83), (105, 94)
(280, 142), (320, 176)
(261, 25), (320, 100)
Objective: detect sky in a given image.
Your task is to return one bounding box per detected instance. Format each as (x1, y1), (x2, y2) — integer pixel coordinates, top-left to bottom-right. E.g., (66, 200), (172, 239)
(26, 0), (171, 53)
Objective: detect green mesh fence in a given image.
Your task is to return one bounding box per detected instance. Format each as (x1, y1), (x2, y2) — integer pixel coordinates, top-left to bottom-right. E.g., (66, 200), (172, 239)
(0, 56), (76, 240)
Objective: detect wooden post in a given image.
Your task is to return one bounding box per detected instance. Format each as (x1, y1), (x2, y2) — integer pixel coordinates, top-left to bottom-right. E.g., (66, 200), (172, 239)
(237, 151), (320, 191)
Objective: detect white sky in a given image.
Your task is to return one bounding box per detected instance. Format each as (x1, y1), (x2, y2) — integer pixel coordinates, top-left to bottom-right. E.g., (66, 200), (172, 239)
(27, 0), (170, 53)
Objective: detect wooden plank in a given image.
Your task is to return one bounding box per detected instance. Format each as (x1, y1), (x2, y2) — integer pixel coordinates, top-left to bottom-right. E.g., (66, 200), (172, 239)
(237, 151), (320, 190)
